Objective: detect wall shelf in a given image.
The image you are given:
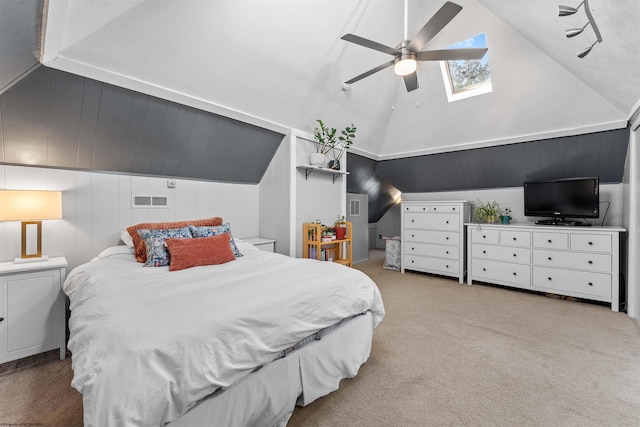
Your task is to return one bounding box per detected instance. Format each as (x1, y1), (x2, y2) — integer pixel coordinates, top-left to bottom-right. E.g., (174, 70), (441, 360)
(297, 165), (349, 183)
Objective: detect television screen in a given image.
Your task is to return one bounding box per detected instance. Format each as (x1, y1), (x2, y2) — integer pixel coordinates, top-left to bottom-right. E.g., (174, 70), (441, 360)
(524, 177), (599, 219)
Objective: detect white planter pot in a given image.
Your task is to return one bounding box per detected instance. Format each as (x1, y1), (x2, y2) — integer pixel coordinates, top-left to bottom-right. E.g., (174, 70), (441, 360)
(309, 153), (326, 166)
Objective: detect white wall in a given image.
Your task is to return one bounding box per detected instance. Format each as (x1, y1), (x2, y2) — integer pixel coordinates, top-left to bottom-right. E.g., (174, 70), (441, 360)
(374, 203), (402, 249)
(622, 128), (639, 320)
(0, 165), (259, 272)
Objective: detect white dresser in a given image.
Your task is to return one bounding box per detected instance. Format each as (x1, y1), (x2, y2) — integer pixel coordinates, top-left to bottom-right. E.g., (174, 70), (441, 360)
(401, 201), (470, 283)
(465, 224), (624, 311)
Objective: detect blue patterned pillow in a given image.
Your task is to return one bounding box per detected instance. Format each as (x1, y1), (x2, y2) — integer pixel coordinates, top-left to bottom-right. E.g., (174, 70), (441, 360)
(137, 227), (192, 267)
(189, 223), (242, 257)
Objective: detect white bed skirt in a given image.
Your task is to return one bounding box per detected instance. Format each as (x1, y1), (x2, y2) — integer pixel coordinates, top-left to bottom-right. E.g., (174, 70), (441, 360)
(169, 311), (375, 427)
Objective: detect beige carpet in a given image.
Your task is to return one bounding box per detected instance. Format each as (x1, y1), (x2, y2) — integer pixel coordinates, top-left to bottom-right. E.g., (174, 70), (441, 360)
(1, 249), (639, 426)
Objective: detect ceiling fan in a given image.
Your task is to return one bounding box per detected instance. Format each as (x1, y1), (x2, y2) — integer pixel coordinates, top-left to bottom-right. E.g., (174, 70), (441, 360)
(341, 1), (488, 92)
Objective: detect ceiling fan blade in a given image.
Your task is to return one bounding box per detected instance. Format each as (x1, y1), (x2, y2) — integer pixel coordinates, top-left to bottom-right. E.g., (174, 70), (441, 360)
(416, 48), (488, 61)
(345, 60), (395, 85)
(341, 34), (400, 56)
(407, 2), (463, 52)
(403, 72), (419, 92)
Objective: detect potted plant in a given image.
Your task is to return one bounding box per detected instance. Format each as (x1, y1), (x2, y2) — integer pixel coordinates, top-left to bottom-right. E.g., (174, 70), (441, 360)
(500, 207), (512, 224)
(474, 199), (501, 224)
(311, 119), (336, 166)
(334, 215), (348, 240)
(328, 124), (357, 170)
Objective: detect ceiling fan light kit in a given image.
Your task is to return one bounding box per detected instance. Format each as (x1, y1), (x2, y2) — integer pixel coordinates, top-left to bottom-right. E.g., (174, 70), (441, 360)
(558, 0), (603, 58)
(340, 1), (488, 92)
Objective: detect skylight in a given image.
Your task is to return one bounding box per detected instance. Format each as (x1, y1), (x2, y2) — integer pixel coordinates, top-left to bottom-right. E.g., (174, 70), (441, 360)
(440, 33), (491, 102)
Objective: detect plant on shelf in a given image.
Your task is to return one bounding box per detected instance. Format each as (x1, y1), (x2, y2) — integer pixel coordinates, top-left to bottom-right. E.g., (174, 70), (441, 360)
(474, 199), (501, 224)
(334, 215), (348, 240)
(309, 120), (337, 166)
(500, 207), (512, 224)
(328, 124), (357, 170)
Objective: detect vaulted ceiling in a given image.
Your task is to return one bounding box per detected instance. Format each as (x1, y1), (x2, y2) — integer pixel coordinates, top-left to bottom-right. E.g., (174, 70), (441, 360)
(35, 0), (640, 161)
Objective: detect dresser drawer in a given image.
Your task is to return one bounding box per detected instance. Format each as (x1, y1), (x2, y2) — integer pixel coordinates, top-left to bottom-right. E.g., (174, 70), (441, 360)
(404, 255), (459, 275)
(570, 234), (612, 253)
(430, 205), (461, 213)
(532, 232), (568, 250)
(472, 244), (530, 265)
(404, 230), (458, 245)
(471, 259), (531, 287)
(471, 228), (499, 244)
(500, 230), (531, 247)
(533, 267), (611, 299)
(404, 205), (430, 213)
(533, 250), (612, 273)
(405, 213), (459, 231)
(404, 242), (458, 260)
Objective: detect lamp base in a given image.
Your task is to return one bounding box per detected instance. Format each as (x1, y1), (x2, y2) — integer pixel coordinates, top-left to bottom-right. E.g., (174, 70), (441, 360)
(14, 255), (49, 264)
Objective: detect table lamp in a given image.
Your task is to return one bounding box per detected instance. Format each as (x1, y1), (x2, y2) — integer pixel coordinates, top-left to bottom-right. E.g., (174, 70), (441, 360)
(0, 190), (62, 263)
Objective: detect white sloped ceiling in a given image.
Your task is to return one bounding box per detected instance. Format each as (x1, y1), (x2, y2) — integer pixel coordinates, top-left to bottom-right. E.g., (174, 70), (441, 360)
(40, 0), (639, 160)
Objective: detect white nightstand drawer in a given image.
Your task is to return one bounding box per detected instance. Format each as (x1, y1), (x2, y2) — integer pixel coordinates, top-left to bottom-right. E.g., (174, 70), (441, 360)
(472, 259), (531, 286)
(533, 250), (611, 273)
(405, 213), (459, 230)
(533, 267), (611, 299)
(404, 230), (459, 245)
(472, 244), (531, 265)
(404, 242), (458, 260)
(533, 232), (568, 250)
(570, 234), (612, 253)
(404, 255), (459, 274)
(500, 230), (531, 247)
(471, 228), (500, 244)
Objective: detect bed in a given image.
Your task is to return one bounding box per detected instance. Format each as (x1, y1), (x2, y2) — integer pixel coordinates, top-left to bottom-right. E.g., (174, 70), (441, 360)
(64, 236), (385, 426)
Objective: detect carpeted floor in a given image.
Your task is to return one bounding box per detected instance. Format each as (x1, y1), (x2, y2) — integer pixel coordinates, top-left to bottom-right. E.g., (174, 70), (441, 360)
(1, 249), (639, 426)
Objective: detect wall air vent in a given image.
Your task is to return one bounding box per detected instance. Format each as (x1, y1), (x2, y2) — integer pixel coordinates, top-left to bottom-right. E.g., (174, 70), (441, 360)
(132, 195), (169, 208)
(350, 200), (360, 216)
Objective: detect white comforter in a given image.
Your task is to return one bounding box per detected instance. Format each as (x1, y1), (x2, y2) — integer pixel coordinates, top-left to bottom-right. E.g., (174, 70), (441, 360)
(64, 241), (385, 426)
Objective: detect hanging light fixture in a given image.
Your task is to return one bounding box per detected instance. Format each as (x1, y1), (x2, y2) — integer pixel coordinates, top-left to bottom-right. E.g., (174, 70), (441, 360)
(558, 0), (602, 58)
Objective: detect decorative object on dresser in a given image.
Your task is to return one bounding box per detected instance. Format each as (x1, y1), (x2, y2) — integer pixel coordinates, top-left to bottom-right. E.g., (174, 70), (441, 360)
(465, 223), (624, 312)
(0, 257), (68, 363)
(0, 190), (62, 263)
(500, 207), (512, 224)
(303, 221), (352, 267)
(401, 201), (470, 283)
(473, 199), (501, 224)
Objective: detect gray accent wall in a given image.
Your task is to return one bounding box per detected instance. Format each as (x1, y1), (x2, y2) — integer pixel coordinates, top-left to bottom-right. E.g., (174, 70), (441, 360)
(346, 153), (399, 223)
(375, 128), (630, 193)
(0, 66), (284, 183)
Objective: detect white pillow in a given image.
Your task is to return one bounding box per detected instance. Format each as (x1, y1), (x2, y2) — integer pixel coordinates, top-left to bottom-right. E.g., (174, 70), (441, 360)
(120, 230), (134, 248)
(93, 245), (135, 261)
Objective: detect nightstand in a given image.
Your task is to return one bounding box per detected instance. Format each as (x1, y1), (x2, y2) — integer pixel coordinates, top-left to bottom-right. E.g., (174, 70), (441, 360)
(0, 257), (68, 363)
(244, 238), (276, 252)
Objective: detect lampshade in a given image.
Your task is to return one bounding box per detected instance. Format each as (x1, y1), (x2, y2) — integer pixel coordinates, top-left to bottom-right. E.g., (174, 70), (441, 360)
(394, 58), (417, 76)
(0, 190), (62, 221)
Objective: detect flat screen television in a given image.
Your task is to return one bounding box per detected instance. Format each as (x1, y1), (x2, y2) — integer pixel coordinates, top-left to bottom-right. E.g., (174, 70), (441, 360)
(524, 177), (599, 226)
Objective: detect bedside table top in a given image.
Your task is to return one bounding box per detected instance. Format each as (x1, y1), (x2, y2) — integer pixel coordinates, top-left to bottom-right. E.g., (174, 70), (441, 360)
(0, 256), (68, 274)
(243, 238), (276, 245)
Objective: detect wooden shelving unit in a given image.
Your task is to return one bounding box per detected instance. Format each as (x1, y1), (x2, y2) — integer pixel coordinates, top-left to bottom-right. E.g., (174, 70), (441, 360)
(302, 222), (352, 267)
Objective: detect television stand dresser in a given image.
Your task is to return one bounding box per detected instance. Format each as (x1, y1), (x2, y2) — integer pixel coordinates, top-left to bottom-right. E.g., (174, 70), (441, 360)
(465, 223), (624, 312)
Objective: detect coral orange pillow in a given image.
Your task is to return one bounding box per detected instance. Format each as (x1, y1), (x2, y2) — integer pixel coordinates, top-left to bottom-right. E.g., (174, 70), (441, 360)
(127, 217), (222, 263)
(165, 233), (236, 271)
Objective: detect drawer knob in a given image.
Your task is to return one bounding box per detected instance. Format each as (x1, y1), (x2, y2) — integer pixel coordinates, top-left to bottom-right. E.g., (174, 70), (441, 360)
(588, 282), (593, 286)
(453, 207), (456, 211)
(588, 260), (593, 264)
(412, 234), (415, 238)
(446, 221), (449, 224)
(446, 251), (449, 254)
(588, 241), (593, 245)
(446, 265), (449, 268)
(548, 257), (552, 261)
(482, 235), (486, 239)
(482, 250), (486, 254)
(411, 219), (415, 222)
(548, 277), (552, 281)
(513, 253), (517, 257)
(411, 247), (415, 251)
(446, 237), (449, 240)
(433, 208), (437, 211)
(0, 317), (3, 322)
(423, 207), (426, 210)
(548, 239), (552, 243)
(513, 237), (517, 241)
(411, 260), (414, 263)
(482, 268), (486, 271)
(512, 272), (517, 276)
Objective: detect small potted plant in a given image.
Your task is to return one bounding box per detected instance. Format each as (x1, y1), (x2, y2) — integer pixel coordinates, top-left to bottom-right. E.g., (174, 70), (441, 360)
(334, 215), (348, 240)
(500, 207), (512, 224)
(311, 119), (336, 166)
(328, 124), (356, 170)
(474, 199), (501, 224)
